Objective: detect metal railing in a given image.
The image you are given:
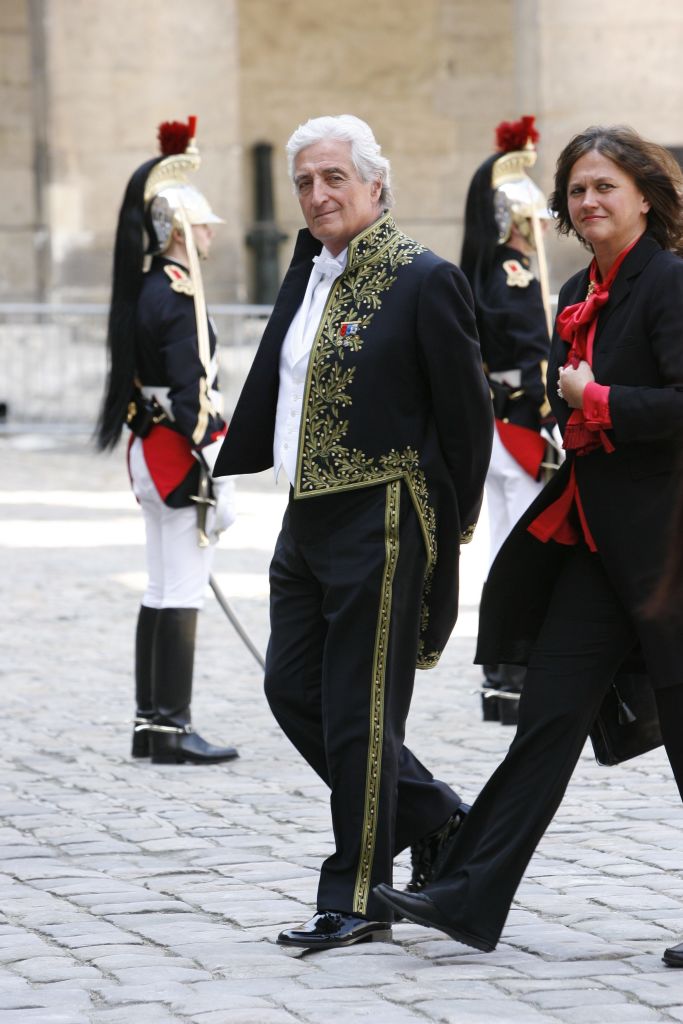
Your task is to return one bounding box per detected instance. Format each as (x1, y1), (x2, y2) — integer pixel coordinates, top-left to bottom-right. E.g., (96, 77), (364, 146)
(0, 303), (272, 432)
(0, 297), (561, 433)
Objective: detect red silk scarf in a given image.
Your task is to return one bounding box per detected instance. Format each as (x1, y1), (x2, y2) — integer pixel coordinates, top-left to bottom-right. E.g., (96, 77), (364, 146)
(527, 235), (641, 552)
(556, 236), (640, 455)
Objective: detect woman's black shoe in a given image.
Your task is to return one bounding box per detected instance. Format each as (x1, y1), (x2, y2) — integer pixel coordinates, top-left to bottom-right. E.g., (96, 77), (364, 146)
(373, 885), (495, 952)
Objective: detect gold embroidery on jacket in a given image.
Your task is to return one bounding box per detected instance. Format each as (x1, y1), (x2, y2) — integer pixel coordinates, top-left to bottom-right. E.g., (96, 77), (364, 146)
(354, 479), (400, 914)
(293, 214), (442, 668)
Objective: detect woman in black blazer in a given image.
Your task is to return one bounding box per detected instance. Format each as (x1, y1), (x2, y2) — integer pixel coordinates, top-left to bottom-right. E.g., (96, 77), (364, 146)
(374, 126), (683, 964)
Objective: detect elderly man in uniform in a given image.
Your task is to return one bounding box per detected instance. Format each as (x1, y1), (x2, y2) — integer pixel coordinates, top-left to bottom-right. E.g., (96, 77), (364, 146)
(215, 115), (493, 951)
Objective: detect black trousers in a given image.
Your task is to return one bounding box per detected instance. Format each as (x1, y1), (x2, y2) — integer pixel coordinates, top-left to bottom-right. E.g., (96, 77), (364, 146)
(428, 543), (683, 951)
(265, 482), (461, 920)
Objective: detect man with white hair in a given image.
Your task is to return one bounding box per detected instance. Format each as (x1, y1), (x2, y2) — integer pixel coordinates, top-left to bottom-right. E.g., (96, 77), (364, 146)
(215, 115), (493, 951)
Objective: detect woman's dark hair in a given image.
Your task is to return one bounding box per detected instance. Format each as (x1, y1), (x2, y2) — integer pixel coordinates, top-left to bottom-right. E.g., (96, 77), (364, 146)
(549, 125), (683, 255)
(95, 156), (162, 451)
(460, 154), (505, 331)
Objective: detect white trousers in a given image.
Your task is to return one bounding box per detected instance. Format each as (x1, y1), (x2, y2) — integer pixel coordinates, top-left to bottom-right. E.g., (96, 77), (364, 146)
(129, 438), (216, 609)
(486, 427), (544, 568)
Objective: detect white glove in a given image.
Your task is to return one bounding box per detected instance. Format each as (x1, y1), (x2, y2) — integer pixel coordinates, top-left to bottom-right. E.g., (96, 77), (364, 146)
(208, 476), (237, 542)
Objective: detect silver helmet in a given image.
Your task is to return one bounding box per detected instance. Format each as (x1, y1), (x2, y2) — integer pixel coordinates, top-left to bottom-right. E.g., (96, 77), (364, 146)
(491, 116), (551, 247)
(143, 117), (224, 254)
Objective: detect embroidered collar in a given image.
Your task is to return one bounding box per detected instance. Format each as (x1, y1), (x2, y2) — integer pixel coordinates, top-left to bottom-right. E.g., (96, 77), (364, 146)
(346, 212), (398, 269)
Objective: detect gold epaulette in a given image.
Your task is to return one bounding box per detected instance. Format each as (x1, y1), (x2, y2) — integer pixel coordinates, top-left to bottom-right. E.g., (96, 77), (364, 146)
(163, 264), (194, 296)
(502, 259), (534, 289)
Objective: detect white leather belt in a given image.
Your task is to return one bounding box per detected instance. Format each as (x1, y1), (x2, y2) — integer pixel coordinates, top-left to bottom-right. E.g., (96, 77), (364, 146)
(488, 369), (521, 388)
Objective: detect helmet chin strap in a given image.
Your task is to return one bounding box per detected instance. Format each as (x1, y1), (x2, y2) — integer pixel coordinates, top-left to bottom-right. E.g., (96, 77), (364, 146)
(529, 209), (552, 338)
(175, 203), (211, 376)
(174, 202), (217, 445)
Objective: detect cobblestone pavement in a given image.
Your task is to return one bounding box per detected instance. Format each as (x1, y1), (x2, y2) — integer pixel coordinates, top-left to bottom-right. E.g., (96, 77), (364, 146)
(1, 431), (682, 1024)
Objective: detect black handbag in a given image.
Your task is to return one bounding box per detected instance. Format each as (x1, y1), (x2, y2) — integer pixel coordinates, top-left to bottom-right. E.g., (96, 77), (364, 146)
(589, 671), (663, 766)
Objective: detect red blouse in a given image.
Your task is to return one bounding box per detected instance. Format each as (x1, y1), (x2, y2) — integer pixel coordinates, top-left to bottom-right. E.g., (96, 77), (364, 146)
(527, 236), (641, 552)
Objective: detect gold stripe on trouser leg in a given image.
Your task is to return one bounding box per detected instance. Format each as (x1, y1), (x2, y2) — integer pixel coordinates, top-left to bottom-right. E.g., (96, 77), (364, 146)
(353, 479), (401, 915)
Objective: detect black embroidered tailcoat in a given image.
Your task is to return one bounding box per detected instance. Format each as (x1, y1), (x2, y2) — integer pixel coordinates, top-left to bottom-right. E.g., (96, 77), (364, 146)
(476, 233), (683, 677)
(216, 213), (493, 666)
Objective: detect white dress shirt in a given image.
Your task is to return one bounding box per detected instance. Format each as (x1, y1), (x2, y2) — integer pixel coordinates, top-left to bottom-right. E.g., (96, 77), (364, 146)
(273, 246), (347, 485)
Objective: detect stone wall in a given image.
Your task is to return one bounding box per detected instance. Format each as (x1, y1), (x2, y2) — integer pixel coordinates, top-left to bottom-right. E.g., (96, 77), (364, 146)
(237, 0), (518, 285)
(0, 0), (243, 303)
(0, 0), (39, 300)
(516, 0), (683, 285)
(1, 0), (682, 304)
(238, 0), (683, 293)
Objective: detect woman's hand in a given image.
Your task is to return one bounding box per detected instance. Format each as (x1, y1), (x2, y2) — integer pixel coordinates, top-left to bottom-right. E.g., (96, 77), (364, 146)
(558, 360), (595, 409)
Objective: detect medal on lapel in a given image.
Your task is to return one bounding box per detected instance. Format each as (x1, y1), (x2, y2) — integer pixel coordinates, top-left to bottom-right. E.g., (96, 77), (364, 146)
(339, 322), (361, 348)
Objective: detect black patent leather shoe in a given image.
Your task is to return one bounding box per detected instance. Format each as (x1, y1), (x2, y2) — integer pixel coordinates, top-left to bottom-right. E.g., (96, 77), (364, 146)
(277, 911), (392, 951)
(149, 724), (238, 764)
(663, 940), (683, 966)
(373, 884), (494, 952)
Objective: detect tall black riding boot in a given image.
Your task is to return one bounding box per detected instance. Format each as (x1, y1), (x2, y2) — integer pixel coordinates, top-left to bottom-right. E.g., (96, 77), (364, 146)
(132, 605), (159, 758)
(149, 607), (238, 765)
(496, 663), (527, 725)
(481, 665), (503, 721)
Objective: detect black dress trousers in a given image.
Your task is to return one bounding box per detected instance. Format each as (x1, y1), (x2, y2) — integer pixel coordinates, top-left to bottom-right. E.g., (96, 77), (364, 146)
(427, 543), (646, 950)
(265, 481), (461, 920)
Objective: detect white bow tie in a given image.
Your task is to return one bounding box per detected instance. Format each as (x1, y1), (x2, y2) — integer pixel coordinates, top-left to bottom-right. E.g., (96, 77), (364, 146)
(312, 253), (344, 279)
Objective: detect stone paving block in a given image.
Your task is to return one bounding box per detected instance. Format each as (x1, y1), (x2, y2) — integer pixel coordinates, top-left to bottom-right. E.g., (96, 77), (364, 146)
(89, 980), (194, 1005)
(192, 1013), (301, 1024)
(93, 898), (194, 915)
(0, 979), (93, 1012)
(607, 974), (683, 1006)
(530, 987), (635, 1009)
(211, 898), (317, 927)
(105, 914), (237, 945)
(0, 976), (40, 1009)
(503, 960), (635, 980)
(88, 951), (196, 970)
(414, 998), (559, 1023)
(12, 956), (102, 983)
(29, 878), (127, 896)
(67, 889), (171, 907)
(110, 964), (213, 984)
(0, 1013), (91, 1023)
(282, 986), (431, 1020)
(548, 1006), (667, 1023)
(566, 916), (671, 941)
(170, 983), (279, 1014)
(0, 937), (57, 963)
(36, 923), (135, 948)
(89, 1006), (185, 1023)
(139, 836), (214, 852)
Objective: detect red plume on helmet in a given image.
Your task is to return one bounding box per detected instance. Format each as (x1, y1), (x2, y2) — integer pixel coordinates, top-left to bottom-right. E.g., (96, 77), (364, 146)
(157, 116), (198, 156)
(495, 115), (539, 153)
